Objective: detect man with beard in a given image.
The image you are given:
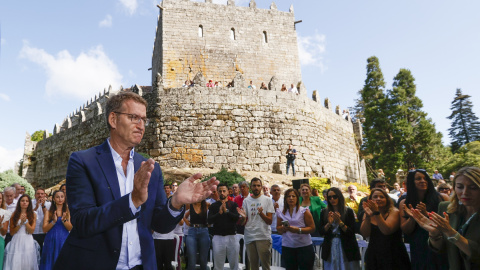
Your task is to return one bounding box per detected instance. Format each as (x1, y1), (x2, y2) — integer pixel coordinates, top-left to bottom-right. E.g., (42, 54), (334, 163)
(238, 178), (274, 270)
(208, 183), (241, 270)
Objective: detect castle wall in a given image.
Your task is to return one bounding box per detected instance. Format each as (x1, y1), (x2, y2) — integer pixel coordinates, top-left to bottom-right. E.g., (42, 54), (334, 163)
(152, 0), (302, 89)
(138, 86), (365, 183)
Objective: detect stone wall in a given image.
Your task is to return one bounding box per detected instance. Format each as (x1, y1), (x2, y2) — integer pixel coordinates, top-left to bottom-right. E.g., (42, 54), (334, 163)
(152, 0), (302, 90)
(136, 84), (366, 184)
(23, 84), (367, 187)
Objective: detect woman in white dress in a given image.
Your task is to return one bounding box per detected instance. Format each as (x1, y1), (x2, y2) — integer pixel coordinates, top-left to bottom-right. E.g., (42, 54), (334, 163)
(3, 194), (40, 270)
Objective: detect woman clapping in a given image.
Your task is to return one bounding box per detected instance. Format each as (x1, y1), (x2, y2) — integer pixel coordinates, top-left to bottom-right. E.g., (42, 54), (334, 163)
(361, 188), (411, 270)
(319, 187), (361, 270)
(276, 188), (316, 270)
(40, 190), (72, 270)
(407, 166), (480, 270)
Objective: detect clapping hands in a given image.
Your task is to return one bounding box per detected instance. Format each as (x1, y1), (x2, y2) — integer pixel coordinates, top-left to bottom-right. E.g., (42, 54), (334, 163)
(362, 200), (379, 217)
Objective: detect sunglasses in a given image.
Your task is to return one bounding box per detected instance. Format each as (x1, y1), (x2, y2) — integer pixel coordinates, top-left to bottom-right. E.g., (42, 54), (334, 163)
(438, 188), (450, 191)
(327, 195), (338, 200)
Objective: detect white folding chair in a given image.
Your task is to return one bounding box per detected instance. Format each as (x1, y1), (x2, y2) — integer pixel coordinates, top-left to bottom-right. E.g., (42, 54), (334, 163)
(270, 247), (285, 270)
(171, 234), (180, 268)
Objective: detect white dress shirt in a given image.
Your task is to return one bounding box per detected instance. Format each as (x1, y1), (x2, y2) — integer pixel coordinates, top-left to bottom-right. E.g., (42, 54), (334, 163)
(108, 139), (181, 270)
(271, 196), (284, 232)
(32, 199), (51, 234)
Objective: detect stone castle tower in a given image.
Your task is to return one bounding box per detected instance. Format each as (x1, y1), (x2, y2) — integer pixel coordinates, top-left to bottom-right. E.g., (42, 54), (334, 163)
(22, 0), (368, 188)
(152, 0), (302, 89)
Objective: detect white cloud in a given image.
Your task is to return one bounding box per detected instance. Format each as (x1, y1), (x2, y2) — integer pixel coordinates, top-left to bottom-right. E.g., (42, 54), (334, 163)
(99, 14), (113, 28)
(0, 93), (10, 102)
(119, 0), (138, 15)
(297, 33), (327, 72)
(19, 41), (123, 101)
(0, 146), (23, 172)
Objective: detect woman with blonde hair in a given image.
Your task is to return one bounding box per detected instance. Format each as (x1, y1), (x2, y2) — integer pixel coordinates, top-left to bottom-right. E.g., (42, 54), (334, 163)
(299, 184), (326, 236)
(408, 166), (480, 270)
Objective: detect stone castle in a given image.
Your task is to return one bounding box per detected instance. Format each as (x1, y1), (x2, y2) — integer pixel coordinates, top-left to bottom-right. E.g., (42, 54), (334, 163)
(22, 0), (367, 188)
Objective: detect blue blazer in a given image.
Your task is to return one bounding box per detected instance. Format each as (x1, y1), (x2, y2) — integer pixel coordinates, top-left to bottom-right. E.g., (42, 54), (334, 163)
(54, 140), (184, 270)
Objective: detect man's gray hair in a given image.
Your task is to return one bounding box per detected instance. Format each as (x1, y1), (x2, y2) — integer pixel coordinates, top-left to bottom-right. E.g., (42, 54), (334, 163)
(238, 181), (249, 188)
(4, 186), (15, 194)
(105, 91), (148, 130)
(271, 184), (280, 190)
(10, 183), (20, 188)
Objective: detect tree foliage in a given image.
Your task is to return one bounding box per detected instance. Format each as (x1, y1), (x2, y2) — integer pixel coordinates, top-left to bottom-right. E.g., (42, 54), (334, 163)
(202, 167), (245, 187)
(447, 89), (480, 152)
(355, 58), (447, 183)
(0, 170), (35, 198)
(31, 130), (52, 142)
(441, 141), (480, 175)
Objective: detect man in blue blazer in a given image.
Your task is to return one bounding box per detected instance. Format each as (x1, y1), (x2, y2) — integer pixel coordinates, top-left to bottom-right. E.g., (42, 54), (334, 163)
(54, 92), (218, 270)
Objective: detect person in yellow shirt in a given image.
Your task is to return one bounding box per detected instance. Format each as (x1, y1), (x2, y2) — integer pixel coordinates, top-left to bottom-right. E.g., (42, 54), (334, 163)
(344, 185), (363, 233)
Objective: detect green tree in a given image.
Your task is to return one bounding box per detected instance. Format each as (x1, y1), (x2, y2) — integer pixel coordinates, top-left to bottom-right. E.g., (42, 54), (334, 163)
(0, 170), (35, 197)
(442, 141), (480, 175)
(202, 167), (245, 187)
(355, 56), (391, 179)
(447, 89), (480, 152)
(31, 130), (52, 142)
(387, 69), (446, 172)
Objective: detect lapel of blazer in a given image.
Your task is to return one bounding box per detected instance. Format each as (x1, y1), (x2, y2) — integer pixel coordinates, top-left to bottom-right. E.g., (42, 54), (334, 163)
(96, 140), (121, 200)
(133, 152), (143, 174)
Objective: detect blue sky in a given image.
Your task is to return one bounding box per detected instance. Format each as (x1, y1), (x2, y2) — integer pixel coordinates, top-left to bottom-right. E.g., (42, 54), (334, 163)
(1, 0), (479, 171)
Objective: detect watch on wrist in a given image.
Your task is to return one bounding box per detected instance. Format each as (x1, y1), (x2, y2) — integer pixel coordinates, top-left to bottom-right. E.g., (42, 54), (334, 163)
(298, 227), (302, 234)
(447, 232), (460, 243)
(372, 211), (381, 216)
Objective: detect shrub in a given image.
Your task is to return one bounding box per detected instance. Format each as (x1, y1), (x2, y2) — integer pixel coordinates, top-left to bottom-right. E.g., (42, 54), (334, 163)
(344, 182), (369, 194)
(308, 177), (330, 200)
(203, 167), (245, 187)
(0, 170), (35, 198)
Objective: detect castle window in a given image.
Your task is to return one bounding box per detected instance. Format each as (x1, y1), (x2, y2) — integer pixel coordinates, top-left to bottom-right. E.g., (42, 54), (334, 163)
(230, 28), (236, 40)
(198, 25), (203, 38)
(263, 31), (268, 43)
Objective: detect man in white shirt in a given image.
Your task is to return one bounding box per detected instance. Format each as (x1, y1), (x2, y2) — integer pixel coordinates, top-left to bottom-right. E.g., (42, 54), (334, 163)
(238, 178), (275, 270)
(4, 186), (17, 246)
(32, 188), (51, 253)
(53, 91), (218, 270)
(270, 185), (283, 234)
(11, 183), (22, 201)
(287, 84), (298, 94)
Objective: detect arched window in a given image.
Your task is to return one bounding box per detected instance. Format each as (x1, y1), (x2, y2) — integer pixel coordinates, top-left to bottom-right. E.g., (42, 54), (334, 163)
(230, 28), (236, 40)
(198, 25), (203, 38)
(263, 31), (268, 43)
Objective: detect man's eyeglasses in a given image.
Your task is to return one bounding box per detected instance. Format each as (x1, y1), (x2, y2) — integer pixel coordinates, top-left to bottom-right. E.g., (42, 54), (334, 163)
(114, 112), (149, 125)
(438, 188), (450, 191)
(327, 195), (338, 200)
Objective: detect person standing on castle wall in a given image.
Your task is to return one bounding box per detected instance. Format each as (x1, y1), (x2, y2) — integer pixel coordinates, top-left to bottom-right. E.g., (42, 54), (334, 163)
(287, 84), (298, 95)
(260, 82), (267, 90)
(286, 145), (297, 176)
(248, 81), (256, 89)
(281, 84), (287, 92)
(206, 80), (214, 87)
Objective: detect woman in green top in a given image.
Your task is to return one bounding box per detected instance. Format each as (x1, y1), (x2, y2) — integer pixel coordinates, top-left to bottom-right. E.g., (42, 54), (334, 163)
(299, 183), (327, 236)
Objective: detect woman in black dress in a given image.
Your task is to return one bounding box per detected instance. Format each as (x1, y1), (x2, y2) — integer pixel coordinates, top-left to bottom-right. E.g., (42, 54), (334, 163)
(361, 188), (411, 270)
(399, 169), (449, 269)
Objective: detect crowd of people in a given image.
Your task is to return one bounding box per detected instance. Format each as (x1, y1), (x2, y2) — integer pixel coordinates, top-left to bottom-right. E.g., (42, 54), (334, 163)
(154, 166), (479, 270)
(0, 165), (478, 270)
(181, 79), (299, 94)
(0, 183), (70, 270)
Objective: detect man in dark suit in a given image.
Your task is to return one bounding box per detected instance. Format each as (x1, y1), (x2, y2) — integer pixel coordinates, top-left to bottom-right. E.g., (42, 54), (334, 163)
(54, 91), (218, 270)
